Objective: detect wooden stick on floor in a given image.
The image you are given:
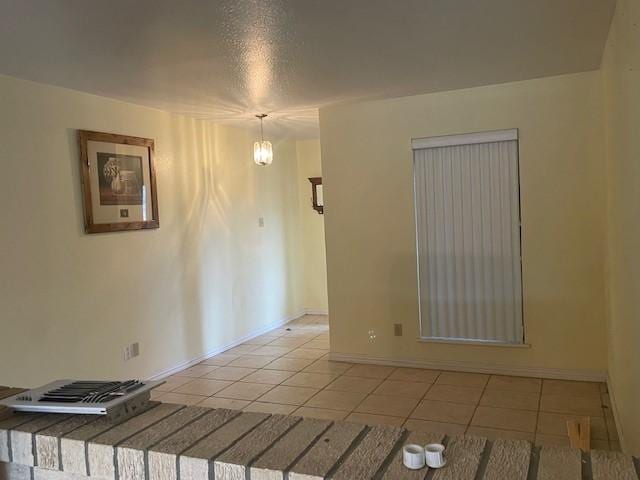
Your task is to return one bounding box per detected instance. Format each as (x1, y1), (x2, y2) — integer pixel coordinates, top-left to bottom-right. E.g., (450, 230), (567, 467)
(578, 417), (591, 452)
(567, 417), (590, 452)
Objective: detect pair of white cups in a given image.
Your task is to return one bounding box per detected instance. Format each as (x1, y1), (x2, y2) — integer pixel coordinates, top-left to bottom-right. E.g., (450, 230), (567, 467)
(402, 443), (446, 470)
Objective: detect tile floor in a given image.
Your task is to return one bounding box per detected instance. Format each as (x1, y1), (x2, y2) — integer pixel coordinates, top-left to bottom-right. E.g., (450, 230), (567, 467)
(153, 315), (620, 450)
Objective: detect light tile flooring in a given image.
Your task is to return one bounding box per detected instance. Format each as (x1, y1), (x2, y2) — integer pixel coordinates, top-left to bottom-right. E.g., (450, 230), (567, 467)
(153, 315), (620, 450)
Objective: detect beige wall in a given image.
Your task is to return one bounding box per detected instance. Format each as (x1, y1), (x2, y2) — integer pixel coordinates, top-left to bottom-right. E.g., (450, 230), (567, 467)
(295, 139), (328, 313)
(602, 0), (640, 455)
(320, 71), (607, 377)
(0, 74), (304, 387)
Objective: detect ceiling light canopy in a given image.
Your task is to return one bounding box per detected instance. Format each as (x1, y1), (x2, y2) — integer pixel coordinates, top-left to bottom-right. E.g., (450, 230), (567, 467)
(254, 114), (273, 166)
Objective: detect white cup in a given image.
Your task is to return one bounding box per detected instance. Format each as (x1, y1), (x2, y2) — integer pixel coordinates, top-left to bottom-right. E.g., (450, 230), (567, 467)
(425, 443), (446, 468)
(402, 444), (426, 470)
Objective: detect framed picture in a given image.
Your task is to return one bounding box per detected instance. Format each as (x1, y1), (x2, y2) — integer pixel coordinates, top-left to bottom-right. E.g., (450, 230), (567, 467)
(78, 130), (159, 233)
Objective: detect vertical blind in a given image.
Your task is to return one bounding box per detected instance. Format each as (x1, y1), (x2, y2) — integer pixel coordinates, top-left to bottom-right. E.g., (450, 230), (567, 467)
(413, 133), (523, 343)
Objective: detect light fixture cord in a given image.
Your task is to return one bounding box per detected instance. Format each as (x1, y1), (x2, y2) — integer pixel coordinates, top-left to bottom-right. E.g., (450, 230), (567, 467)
(260, 116), (264, 143)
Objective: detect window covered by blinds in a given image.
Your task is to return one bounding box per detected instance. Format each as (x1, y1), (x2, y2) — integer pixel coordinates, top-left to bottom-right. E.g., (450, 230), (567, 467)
(413, 131), (523, 344)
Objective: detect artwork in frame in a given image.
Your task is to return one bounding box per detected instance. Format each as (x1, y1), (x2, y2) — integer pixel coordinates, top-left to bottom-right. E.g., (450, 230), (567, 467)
(78, 130), (159, 233)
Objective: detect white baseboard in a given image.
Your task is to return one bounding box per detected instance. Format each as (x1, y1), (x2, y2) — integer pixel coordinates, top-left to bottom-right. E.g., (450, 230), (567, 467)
(606, 374), (626, 452)
(148, 310), (306, 381)
(304, 309), (329, 315)
(329, 352), (607, 382)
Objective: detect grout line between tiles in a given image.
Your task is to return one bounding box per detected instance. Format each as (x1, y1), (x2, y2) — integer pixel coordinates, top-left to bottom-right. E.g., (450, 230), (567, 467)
(533, 377), (543, 442)
(466, 373), (491, 435)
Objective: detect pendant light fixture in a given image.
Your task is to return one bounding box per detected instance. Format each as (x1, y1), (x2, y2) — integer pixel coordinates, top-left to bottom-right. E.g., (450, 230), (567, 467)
(253, 114), (273, 166)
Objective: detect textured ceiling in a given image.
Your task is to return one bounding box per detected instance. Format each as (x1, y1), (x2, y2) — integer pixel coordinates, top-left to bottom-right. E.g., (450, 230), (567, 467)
(0, 0), (616, 138)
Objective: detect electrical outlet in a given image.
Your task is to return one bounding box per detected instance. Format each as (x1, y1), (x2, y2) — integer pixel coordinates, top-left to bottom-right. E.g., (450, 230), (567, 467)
(123, 345), (131, 361)
(393, 323), (403, 336)
(258, 217), (265, 228)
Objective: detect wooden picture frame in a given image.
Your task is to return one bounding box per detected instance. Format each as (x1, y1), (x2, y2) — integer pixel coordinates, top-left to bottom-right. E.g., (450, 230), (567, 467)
(78, 130), (159, 233)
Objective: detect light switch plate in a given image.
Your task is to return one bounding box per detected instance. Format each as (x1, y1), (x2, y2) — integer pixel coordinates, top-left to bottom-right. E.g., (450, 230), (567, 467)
(124, 342), (140, 361)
